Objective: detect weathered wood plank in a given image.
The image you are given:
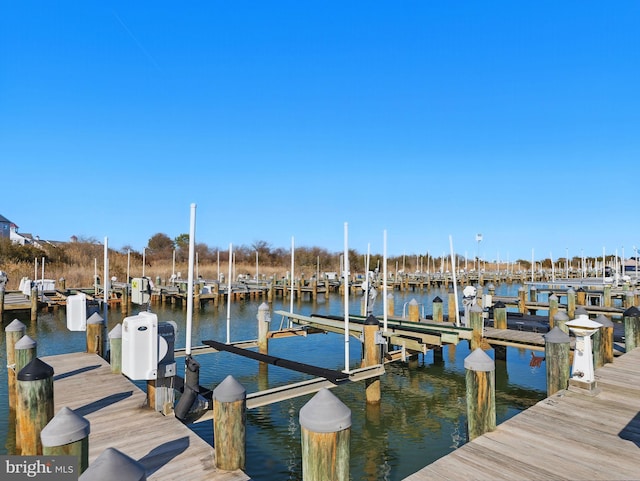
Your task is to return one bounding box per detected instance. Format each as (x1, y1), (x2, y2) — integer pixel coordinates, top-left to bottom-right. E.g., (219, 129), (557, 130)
(403, 348), (640, 480)
(42, 351), (249, 481)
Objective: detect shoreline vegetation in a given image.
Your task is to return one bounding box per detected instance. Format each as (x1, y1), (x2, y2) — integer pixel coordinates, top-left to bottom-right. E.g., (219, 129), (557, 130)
(0, 234), (614, 292)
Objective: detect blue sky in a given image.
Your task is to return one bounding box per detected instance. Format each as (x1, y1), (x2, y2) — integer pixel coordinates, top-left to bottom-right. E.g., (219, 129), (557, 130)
(1, 1), (639, 262)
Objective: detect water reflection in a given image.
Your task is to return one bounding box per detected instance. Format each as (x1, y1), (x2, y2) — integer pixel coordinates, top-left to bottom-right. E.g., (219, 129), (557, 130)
(1, 286), (546, 480)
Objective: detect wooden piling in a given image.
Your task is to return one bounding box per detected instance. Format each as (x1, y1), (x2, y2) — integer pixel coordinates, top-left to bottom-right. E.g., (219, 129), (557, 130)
(469, 304), (484, 350)
(593, 314), (614, 368)
(493, 301), (506, 330)
(386, 293), (394, 317)
(566, 288), (576, 319)
(548, 294), (558, 328)
(518, 287), (526, 314)
(362, 315), (381, 404)
(543, 327), (570, 396)
(603, 284), (612, 308)
(86, 312), (104, 358)
(0, 288), (4, 318)
(448, 291), (457, 322)
(212, 375), (246, 471)
(257, 302), (270, 355)
(464, 348), (495, 441)
(13, 335), (37, 452)
(623, 306), (640, 352)
(299, 388), (351, 481)
(30, 286), (38, 322)
(16, 358), (54, 455)
(554, 310), (570, 335)
(108, 324), (122, 374)
(41, 407), (91, 475)
(432, 296), (443, 322)
(5, 319), (26, 414)
(576, 287), (586, 306)
(408, 299), (419, 322)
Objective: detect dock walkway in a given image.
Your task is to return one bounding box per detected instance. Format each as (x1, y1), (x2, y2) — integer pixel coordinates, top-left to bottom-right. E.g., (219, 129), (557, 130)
(42, 351), (250, 481)
(404, 347), (640, 481)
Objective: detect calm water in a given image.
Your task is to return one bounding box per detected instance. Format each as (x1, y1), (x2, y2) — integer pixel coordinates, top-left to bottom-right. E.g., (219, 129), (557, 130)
(1, 284), (547, 480)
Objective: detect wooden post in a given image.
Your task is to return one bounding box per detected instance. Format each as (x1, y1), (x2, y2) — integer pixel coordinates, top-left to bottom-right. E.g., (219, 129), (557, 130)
(593, 314), (614, 368)
(554, 310), (570, 335)
(624, 291), (635, 309)
(576, 287), (586, 306)
(257, 302), (270, 355)
(543, 327), (570, 396)
(212, 375), (246, 471)
(362, 315), (381, 404)
(30, 285), (38, 322)
(548, 294), (558, 328)
(79, 447), (146, 480)
(448, 291), (457, 322)
(86, 312), (104, 358)
(16, 358), (54, 455)
(5, 319), (26, 414)
(464, 348), (496, 441)
(108, 324), (122, 374)
(623, 306), (640, 352)
(386, 293), (394, 317)
(13, 335), (37, 452)
(41, 407), (91, 475)
(566, 288), (576, 319)
(469, 304), (484, 350)
(518, 287), (526, 314)
(408, 299), (419, 322)
(432, 296), (443, 322)
(121, 285), (129, 315)
(299, 388), (351, 481)
(603, 284), (612, 308)
(493, 301), (507, 329)
(529, 285), (537, 303)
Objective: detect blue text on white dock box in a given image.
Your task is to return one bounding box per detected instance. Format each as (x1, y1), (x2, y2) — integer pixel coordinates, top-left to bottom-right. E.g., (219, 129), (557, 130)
(122, 311), (158, 380)
(66, 293), (87, 331)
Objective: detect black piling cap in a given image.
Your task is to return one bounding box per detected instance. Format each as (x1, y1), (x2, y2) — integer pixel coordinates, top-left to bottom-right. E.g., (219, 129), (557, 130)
(623, 306), (640, 318)
(493, 301), (506, 309)
(17, 358), (54, 382)
(577, 287), (585, 292)
(185, 355), (201, 372)
(364, 314), (380, 326)
(433, 296), (443, 303)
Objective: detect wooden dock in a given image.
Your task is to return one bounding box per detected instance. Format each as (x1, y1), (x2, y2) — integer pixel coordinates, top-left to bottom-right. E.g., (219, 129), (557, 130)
(41, 351), (250, 481)
(404, 347), (640, 481)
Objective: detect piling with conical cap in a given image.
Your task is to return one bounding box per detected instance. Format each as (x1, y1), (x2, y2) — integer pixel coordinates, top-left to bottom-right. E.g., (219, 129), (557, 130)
(623, 306), (640, 352)
(432, 296), (443, 322)
(79, 447), (146, 480)
(593, 314), (614, 367)
(493, 301), (507, 330)
(554, 310), (570, 335)
(212, 375), (246, 470)
(108, 324), (122, 374)
(469, 304), (484, 350)
(299, 388), (351, 481)
(408, 298), (419, 322)
(16, 358), (54, 455)
(543, 327), (570, 396)
(86, 312), (104, 357)
(464, 348), (496, 440)
(548, 294), (559, 328)
(41, 406), (90, 474)
(362, 315), (381, 403)
(5, 319), (26, 412)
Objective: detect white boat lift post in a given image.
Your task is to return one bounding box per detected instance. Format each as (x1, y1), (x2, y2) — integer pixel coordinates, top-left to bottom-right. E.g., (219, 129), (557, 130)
(186, 203), (196, 356)
(450, 235), (460, 327)
(344, 222), (350, 373)
(226, 243), (232, 344)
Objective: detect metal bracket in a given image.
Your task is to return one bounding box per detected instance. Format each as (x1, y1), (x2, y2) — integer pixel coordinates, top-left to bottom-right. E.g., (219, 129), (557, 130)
(374, 331), (387, 345)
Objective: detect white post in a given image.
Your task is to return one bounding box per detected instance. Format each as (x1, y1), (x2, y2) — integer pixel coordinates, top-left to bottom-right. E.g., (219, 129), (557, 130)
(364, 243), (371, 316)
(186, 203), (196, 356)
(383, 229), (388, 333)
(289, 236), (295, 327)
(142, 247), (146, 277)
(127, 249), (130, 283)
(450, 235), (460, 326)
(344, 222), (350, 372)
(226, 243), (232, 344)
(172, 249), (176, 279)
(531, 248), (534, 283)
(103, 237), (109, 325)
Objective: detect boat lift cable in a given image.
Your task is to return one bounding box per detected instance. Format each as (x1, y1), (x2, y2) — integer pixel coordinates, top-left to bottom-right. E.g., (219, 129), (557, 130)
(202, 340), (350, 384)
